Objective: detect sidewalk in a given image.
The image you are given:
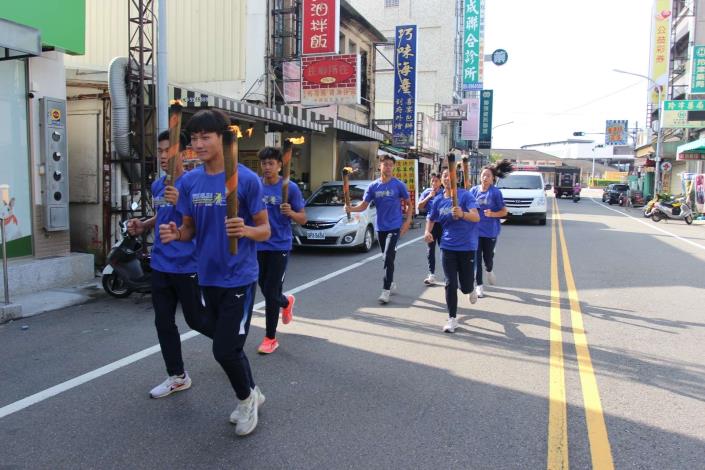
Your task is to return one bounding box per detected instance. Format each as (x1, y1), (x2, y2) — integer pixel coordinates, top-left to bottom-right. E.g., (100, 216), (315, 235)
(0, 279), (105, 324)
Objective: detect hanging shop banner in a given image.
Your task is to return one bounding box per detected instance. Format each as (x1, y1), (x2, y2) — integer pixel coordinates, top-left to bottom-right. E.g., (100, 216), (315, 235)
(479, 89), (493, 149)
(605, 120), (628, 146)
(462, 0), (485, 91)
(301, 54), (360, 105)
(392, 158), (419, 214)
(648, 0), (672, 106)
(421, 114), (441, 153)
(691, 45), (705, 93)
(461, 97), (480, 141)
(392, 25), (418, 148)
(302, 0), (340, 55)
(283, 60), (301, 103)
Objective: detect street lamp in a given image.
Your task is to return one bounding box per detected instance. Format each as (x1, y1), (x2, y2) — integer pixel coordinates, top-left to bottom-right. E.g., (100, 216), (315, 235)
(613, 69), (663, 195)
(492, 120), (514, 130)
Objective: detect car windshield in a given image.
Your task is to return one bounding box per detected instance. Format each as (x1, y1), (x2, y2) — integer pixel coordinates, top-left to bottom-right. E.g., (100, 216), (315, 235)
(307, 185), (366, 206)
(496, 174), (543, 190)
(613, 185), (629, 191)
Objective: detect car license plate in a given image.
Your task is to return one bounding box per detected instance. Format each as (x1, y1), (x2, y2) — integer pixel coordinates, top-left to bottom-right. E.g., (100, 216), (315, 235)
(306, 231), (325, 240)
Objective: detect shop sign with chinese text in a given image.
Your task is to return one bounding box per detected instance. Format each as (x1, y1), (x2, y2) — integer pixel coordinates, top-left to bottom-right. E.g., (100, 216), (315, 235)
(605, 120), (628, 146)
(691, 45), (705, 93)
(462, 0), (485, 91)
(648, 0), (672, 106)
(302, 0), (340, 56)
(392, 25), (417, 147)
(479, 89), (493, 149)
(392, 159), (419, 213)
(662, 99), (705, 128)
(301, 54), (360, 105)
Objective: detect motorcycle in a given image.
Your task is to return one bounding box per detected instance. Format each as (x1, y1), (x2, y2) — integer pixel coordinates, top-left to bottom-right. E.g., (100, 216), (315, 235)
(644, 193), (670, 218)
(102, 213), (152, 298)
(651, 197), (694, 224)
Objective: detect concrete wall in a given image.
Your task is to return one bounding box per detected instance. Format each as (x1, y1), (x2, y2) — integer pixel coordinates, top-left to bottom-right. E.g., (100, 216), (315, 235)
(310, 131), (339, 190)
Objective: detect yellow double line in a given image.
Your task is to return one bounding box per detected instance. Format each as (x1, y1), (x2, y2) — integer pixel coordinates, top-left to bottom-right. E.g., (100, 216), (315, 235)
(547, 198), (614, 470)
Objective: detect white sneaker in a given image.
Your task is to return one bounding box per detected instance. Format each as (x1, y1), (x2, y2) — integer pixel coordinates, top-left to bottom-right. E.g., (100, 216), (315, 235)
(487, 271), (496, 285)
(443, 317), (458, 333)
(378, 289), (391, 304)
(424, 273), (437, 285)
(390, 282), (397, 293)
(230, 386), (265, 424)
(234, 389), (260, 436)
(149, 372), (192, 398)
(476, 285), (484, 298)
(468, 289), (478, 304)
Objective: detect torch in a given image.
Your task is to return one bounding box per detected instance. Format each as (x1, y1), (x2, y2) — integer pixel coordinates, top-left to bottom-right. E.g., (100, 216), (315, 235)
(461, 156), (469, 190)
(282, 136), (305, 205)
(166, 100), (184, 185)
(447, 153), (458, 207)
(224, 125), (243, 255)
(342, 166), (353, 220)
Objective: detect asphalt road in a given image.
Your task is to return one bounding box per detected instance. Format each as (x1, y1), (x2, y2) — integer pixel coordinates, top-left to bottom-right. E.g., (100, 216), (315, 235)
(1, 192), (704, 469)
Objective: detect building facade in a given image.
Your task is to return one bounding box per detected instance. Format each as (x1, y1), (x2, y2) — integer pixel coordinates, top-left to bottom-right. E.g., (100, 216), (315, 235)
(1, 1), (94, 313)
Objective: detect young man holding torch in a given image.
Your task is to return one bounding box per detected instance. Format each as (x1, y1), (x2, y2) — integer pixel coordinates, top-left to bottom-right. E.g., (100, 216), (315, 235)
(128, 130), (211, 399)
(256, 144), (307, 354)
(160, 109), (270, 437)
(425, 160), (480, 333)
(417, 172), (443, 285)
(346, 154), (412, 304)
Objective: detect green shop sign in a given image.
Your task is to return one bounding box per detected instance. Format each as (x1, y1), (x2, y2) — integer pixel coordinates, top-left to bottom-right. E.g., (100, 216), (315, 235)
(1, 0), (85, 55)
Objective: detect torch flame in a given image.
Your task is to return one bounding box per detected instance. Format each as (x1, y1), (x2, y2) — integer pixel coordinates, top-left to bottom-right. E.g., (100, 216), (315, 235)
(245, 127), (254, 138)
(343, 166), (354, 174)
(228, 125), (243, 139)
(169, 99), (185, 107)
(288, 136), (306, 145)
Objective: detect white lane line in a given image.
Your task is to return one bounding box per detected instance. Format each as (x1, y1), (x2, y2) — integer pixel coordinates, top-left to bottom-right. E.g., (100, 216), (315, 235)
(0, 235), (425, 420)
(590, 197), (705, 252)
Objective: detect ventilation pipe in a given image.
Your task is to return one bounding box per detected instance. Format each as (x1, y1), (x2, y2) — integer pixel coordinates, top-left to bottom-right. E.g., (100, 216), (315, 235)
(108, 57), (130, 158)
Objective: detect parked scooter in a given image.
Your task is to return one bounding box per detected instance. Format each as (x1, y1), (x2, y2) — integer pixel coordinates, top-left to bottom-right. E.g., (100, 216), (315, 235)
(102, 206), (152, 298)
(572, 183), (581, 202)
(651, 197), (694, 224)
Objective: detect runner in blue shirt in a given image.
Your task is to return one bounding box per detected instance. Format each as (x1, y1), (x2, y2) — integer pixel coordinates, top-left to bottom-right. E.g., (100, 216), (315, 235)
(160, 109), (270, 437)
(346, 154), (412, 304)
(469, 160), (512, 298)
(425, 167), (480, 333)
(417, 172), (443, 285)
(127, 130), (210, 399)
(256, 146), (307, 355)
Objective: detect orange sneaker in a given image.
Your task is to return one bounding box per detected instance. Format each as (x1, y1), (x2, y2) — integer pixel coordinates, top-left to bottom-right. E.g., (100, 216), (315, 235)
(281, 294), (295, 325)
(257, 337), (279, 354)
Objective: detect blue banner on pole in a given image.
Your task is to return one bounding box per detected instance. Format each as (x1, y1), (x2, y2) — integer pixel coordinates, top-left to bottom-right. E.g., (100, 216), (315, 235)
(392, 25), (417, 148)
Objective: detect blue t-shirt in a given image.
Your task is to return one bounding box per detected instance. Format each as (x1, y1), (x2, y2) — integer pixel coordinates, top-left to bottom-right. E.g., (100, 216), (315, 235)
(428, 189), (479, 251)
(257, 177), (305, 251)
(363, 177), (410, 231)
(420, 187), (441, 219)
(177, 164), (266, 288)
(150, 176), (197, 274)
(469, 185), (505, 238)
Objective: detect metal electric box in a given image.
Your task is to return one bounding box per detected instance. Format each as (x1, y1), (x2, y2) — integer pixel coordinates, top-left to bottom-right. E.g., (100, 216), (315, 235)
(40, 97), (69, 231)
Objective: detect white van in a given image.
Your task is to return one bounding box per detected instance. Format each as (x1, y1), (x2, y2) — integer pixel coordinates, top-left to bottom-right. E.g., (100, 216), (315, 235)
(496, 171), (548, 225)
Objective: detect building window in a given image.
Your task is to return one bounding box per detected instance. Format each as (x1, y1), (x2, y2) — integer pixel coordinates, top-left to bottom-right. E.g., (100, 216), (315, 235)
(385, 0), (400, 7)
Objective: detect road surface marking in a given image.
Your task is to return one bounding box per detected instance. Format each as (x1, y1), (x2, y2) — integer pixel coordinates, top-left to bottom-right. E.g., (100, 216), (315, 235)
(547, 198), (569, 470)
(556, 201), (615, 469)
(590, 197), (705, 252)
(0, 236), (425, 420)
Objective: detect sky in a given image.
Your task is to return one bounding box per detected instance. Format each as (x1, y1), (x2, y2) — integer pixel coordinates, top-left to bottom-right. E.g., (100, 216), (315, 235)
(482, 0), (653, 149)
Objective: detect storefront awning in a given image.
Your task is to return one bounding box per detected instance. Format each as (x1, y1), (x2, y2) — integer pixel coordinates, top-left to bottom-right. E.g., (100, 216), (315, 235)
(0, 19), (41, 61)
(330, 118), (383, 141)
(677, 137), (705, 160)
(170, 86), (326, 133)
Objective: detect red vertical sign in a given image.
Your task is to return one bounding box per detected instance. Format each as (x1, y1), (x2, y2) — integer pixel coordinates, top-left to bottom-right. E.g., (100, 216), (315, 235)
(302, 0), (339, 56)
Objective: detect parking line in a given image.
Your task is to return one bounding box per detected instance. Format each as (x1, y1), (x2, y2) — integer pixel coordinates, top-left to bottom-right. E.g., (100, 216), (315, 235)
(556, 201), (615, 469)
(0, 235), (425, 420)
(547, 198), (569, 470)
(590, 197), (705, 252)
